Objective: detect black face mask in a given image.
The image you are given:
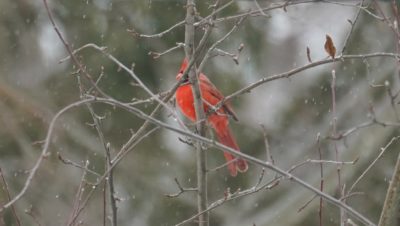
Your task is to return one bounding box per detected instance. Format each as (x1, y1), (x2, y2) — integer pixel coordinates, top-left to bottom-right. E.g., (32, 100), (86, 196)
(179, 72), (189, 83)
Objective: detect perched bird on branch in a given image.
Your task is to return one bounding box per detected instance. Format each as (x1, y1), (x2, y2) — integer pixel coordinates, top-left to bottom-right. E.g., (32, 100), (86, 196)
(175, 58), (248, 176)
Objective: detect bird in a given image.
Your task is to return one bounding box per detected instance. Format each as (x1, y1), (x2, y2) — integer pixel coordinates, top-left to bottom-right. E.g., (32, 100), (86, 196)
(175, 58), (248, 177)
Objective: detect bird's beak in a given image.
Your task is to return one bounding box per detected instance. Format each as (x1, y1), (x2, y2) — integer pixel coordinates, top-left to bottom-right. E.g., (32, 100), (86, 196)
(176, 72), (183, 80)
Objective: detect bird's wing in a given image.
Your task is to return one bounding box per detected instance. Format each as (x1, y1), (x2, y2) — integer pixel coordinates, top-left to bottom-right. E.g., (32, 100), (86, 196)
(199, 73), (239, 121)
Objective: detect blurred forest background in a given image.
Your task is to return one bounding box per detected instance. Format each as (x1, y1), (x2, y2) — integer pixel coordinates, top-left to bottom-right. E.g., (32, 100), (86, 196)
(1, 0), (400, 225)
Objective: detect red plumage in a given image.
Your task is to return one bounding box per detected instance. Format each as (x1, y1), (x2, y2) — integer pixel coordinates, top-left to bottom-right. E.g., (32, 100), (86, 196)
(175, 58), (248, 177)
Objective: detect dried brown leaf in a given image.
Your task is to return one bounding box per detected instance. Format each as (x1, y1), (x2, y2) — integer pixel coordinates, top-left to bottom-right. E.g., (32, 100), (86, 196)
(324, 34), (336, 59)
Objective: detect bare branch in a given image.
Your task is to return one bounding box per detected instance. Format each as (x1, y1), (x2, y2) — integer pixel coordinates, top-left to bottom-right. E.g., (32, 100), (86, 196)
(127, 0), (234, 39)
(86, 103), (117, 226)
(68, 125), (160, 224)
(340, 0), (366, 54)
(1, 99), (91, 210)
(60, 43), (183, 128)
(317, 134), (324, 226)
(4, 51), (398, 212)
(91, 97), (376, 226)
(385, 81), (400, 121)
(149, 42), (185, 59)
(42, 0), (109, 98)
(217, 53), (400, 111)
(185, 1), (209, 225)
(127, 21), (185, 39)
(260, 124), (274, 164)
(298, 195), (317, 213)
(331, 69), (342, 191)
(197, 16), (246, 74)
(0, 168), (21, 226)
(211, 0), (316, 24)
(378, 145), (400, 226)
(175, 176), (279, 226)
(253, 0), (271, 18)
(207, 158), (237, 173)
(1, 94), (377, 225)
(322, 0), (383, 21)
(165, 178), (197, 198)
(105, 143), (117, 226)
(60, 43), (190, 160)
(348, 136), (400, 194)
(67, 160), (90, 226)
(325, 120), (375, 140)
(57, 152), (101, 177)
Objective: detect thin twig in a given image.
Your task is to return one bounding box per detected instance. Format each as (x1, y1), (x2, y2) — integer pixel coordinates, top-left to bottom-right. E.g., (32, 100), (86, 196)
(127, 21), (185, 39)
(212, 45), (243, 65)
(207, 158), (237, 173)
(68, 125), (159, 224)
(127, 0), (234, 39)
(176, 150), (356, 226)
(193, 0), (235, 27)
(197, 16), (246, 74)
(297, 195), (318, 213)
(373, 0), (400, 37)
(253, 0), (270, 18)
(149, 42), (185, 59)
(322, 0), (383, 21)
(211, 0), (316, 24)
(287, 158), (357, 173)
(0, 168), (21, 226)
(57, 152), (101, 177)
(307, 159), (357, 165)
(340, 0), (365, 54)
(175, 175), (279, 226)
(60, 43), (190, 162)
(86, 104), (117, 226)
(348, 136), (400, 194)
(331, 70), (342, 192)
(260, 124), (274, 164)
(1, 96), (376, 225)
(42, 0), (109, 98)
(165, 178), (197, 198)
(185, 1), (208, 225)
(215, 53), (400, 113)
(378, 145), (400, 226)
(105, 143), (117, 226)
(2, 52), (398, 212)
(66, 160), (90, 226)
(341, 192), (365, 201)
(325, 120), (375, 140)
(324, 109), (400, 140)
(331, 68), (345, 226)
(91, 97), (377, 226)
(103, 179), (106, 226)
(1, 99), (90, 210)
(378, 4), (400, 224)
(385, 81), (400, 121)
(317, 134), (324, 226)
(60, 44), (184, 128)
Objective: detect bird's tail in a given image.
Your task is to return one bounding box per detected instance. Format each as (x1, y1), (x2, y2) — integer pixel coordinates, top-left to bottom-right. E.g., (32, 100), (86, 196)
(213, 121), (248, 177)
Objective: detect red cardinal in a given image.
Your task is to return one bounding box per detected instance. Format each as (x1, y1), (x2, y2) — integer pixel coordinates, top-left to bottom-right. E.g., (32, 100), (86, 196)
(175, 58), (248, 177)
